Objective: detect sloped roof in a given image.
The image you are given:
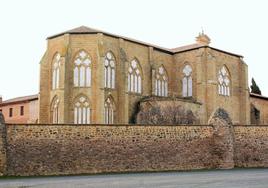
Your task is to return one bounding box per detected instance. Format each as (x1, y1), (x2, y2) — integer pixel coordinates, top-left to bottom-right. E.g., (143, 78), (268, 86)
(171, 43), (243, 57)
(47, 26), (243, 57)
(0, 94), (38, 106)
(47, 26), (101, 39)
(250, 93), (268, 100)
(171, 43), (207, 53)
(47, 26), (173, 54)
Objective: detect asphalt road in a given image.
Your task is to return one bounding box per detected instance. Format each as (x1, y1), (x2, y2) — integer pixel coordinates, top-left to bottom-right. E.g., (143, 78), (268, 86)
(0, 169), (268, 188)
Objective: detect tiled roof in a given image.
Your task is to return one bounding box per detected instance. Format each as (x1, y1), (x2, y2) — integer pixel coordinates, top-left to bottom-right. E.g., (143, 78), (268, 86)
(0, 94), (38, 106)
(250, 93), (268, 100)
(47, 26), (243, 57)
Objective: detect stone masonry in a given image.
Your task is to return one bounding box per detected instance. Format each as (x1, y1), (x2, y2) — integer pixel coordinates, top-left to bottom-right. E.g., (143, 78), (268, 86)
(0, 108), (267, 176)
(0, 112), (7, 176)
(136, 97), (202, 124)
(5, 124), (214, 176)
(208, 108), (234, 169)
(39, 26), (250, 125)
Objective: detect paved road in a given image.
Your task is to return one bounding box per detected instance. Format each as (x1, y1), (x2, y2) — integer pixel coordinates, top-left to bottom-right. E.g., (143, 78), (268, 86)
(0, 169), (268, 188)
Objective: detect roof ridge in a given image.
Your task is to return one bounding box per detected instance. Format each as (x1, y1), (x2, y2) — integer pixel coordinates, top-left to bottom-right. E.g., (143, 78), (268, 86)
(46, 25), (243, 57)
(1, 94), (38, 104)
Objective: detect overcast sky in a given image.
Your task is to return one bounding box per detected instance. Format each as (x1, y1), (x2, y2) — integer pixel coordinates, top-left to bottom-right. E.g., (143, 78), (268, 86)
(0, 0), (267, 100)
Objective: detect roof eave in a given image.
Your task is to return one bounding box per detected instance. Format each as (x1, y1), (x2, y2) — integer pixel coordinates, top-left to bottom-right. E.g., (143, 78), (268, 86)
(0, 97), (38, 107)
(209, 47), (243, 58)
(173, 46), (207, 54)
(46, 32), (100, 40)
(47, 32), (174, 54)
(46, 27), (243, 58)
(174, 46), (243, 58)
(250, 93), (268, 100)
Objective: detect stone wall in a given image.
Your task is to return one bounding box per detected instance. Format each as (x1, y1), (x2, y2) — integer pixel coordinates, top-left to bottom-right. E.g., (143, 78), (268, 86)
(0, 108), (268, 176)
(0, 113), (7, 175)
(5, 124), (215, 176)
(208, 108), (234, 169)
(136, 97), (203, 124)
(234, 125), (268, 167)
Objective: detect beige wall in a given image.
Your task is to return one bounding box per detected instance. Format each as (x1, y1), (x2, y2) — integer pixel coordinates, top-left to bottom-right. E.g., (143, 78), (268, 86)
(39, 33), (250, 125)
(205, 49), (250, 124)
(173, 48), (250, 124)
(250, 96), (268, 124)
(29, 99), (39, 123)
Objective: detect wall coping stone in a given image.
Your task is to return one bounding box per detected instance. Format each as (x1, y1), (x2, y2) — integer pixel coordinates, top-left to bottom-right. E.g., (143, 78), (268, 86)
(5, 123), (213, 127)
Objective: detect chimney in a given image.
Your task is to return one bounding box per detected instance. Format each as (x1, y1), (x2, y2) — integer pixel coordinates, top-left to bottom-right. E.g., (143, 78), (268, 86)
(0, 95), (2, 103)
(196, 31), (211, 45)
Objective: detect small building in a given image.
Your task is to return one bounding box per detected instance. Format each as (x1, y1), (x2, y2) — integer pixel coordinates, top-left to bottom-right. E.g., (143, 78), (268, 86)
(0, 94), (39, 123)
(250, 93), (268, 125)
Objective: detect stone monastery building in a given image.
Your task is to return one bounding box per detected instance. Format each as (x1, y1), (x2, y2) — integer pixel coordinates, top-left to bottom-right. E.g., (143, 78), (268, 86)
(39, 26), (266, 125)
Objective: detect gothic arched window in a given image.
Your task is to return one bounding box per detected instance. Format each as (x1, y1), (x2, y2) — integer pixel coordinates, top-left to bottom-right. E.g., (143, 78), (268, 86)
(73, 50), (92, 87)
(51, 96), (59, 124)
(74, 96), (91, 124)
(104, 52), (115, 89)
(128, 59), (142, 93)
(155, 65), (168, 97)
(104, 97), (115, 124)
(182, 65), (193, 97)
(52, 53), (61, 90)
(218, 66), (230, 96)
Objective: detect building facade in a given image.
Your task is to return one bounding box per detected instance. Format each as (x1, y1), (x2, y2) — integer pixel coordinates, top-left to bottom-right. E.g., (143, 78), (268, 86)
(250, 93), (268, 124)
(0, 95), (39, 123)
(39, 26), (250, 125)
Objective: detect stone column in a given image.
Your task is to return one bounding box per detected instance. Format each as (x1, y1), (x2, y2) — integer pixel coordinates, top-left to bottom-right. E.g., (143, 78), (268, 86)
(149, 47), (154, 96)
(208, 108), (234, 169)
(95, 33), (105, 124)
(119, 39), (129, 123)
(0, 112), (7, 176)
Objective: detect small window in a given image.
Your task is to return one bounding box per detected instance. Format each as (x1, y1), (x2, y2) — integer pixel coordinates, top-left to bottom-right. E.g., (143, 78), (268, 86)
(51, 97), (60, 124)
(128, 59), (142, 94)
(9, 108), (13, 117)
(52, 53), (61, 90)
(182, 65), (193, 97)
(104, 97), (115, 124)
(74, 96), (91, 124)
(104, 52), (116, 89)
(73, 50), (92, 87)
(218, 66), (230, 96)
(154, 65), (168, 97)
(20, 106), (24, 116)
